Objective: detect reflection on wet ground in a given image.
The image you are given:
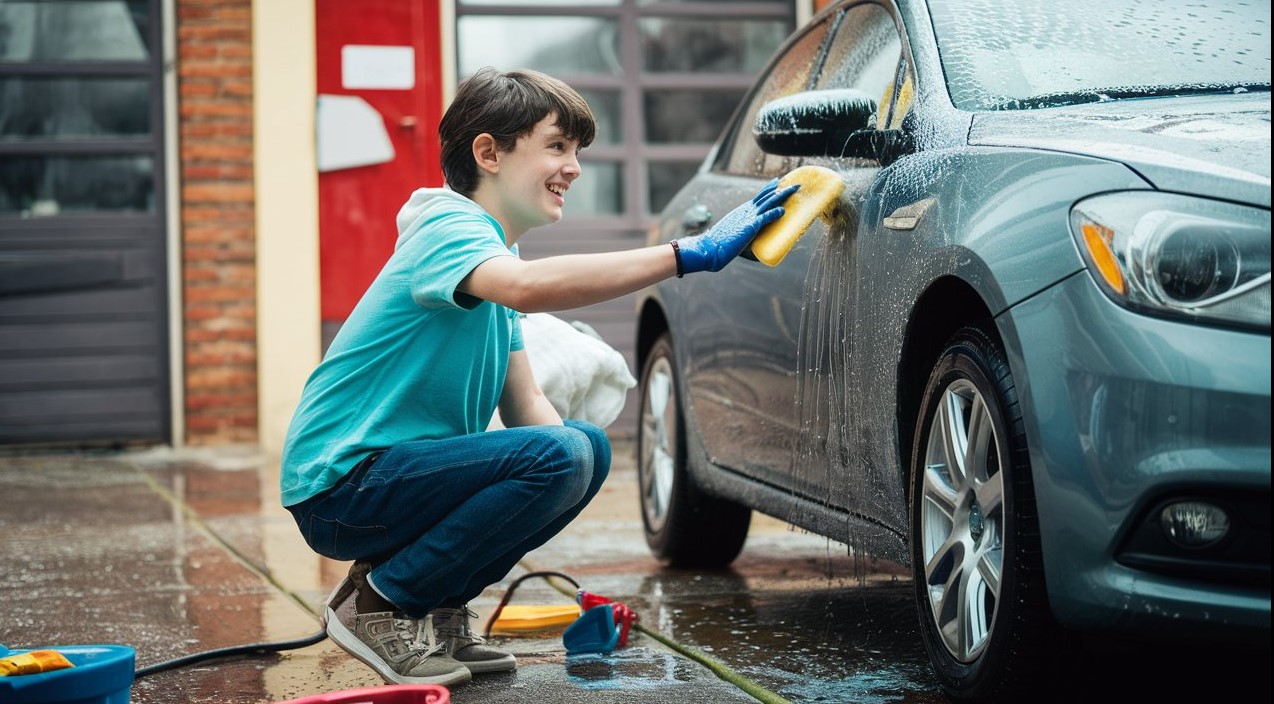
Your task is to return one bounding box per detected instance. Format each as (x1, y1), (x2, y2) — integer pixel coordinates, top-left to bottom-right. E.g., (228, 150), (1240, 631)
(666, 582), (936, 702)
(622, 552), (944, 704)
(5, 445), (1264, 704)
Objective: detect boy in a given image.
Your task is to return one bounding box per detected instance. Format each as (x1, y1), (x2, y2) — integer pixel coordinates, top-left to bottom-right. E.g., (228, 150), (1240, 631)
(279, 67), (796, 686)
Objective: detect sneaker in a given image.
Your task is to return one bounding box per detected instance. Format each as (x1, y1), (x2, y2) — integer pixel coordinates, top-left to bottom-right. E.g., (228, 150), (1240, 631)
(324, 567), (471, 686)
(431, 606), (517, 674)
(318, 561), (366, 629)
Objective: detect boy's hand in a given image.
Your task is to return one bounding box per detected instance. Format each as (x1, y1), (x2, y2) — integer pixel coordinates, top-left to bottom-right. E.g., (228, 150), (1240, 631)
(672, 179), (800, 275)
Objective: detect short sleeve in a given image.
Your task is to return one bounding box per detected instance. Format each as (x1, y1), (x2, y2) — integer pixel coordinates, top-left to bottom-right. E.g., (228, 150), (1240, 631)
(399, 209), (513, 310)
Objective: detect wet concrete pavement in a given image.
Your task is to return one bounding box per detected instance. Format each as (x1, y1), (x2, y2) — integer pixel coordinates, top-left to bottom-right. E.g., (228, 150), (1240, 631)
(0, 439), (948, 704)
(5, 441), (1264, 703)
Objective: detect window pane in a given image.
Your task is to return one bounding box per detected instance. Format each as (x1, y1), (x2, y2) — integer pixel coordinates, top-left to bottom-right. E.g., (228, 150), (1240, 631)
(644, 89), (746, 143)
(577, 89), (620, 144)
(815, 4), (901, 102)
(0, 2), (151, 61)
(720, 13), (833, 177)
(639, 18), (788, 72)
(458, 17), (620, 76)
(564, 160), (621, 217)
(930, 0), (1272, 111)
(0, 155), (154, 217)
(648, 161), (699, 215)
(0, 78), (150, 140)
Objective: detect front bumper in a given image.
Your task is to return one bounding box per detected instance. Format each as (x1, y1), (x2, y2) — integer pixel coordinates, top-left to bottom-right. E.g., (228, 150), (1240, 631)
(1002, 271), (1270, 643)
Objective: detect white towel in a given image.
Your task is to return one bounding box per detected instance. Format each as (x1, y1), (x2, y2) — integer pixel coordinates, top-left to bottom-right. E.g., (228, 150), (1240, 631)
(519, 312), (637, 428)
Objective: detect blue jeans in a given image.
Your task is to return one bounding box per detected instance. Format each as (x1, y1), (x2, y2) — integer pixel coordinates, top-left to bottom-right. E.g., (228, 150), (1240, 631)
(288, 419), (611, 618)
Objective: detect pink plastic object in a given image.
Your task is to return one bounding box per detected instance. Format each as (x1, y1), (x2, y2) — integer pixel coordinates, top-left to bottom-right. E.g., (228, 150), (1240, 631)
(274, 684), (450, 704)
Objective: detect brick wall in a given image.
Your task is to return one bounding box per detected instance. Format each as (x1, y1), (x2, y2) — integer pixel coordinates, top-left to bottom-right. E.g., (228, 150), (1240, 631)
(177, 0), (258, 444)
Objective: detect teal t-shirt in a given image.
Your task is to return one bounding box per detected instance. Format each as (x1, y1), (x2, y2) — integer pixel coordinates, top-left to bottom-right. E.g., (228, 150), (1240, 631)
(280, 189), (524, 506)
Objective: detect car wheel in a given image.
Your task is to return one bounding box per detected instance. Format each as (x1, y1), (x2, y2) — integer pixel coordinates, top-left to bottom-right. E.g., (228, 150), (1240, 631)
(910, 325), (1053, 702)
(638, 332), (750, 567)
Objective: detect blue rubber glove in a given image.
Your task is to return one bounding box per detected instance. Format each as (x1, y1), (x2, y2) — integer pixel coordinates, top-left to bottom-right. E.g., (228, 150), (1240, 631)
(672, 178), (799, 275)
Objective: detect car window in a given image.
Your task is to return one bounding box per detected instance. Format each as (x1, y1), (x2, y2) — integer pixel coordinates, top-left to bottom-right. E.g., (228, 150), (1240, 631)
(815, 0), (907, 152)
(716, 13), (836, 178)
(814, 2), (905, 132)
(928, 0), (1271, 110)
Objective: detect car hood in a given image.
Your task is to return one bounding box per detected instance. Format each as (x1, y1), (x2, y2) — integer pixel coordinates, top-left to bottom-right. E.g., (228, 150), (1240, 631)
(968, 92), (1271, 208)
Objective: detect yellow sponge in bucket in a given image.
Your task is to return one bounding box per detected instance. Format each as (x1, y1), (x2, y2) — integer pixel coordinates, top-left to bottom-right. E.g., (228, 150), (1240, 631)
(748, 165), (845, 266)
(0, 644), (134, 704)
(0, 650), (74, 676)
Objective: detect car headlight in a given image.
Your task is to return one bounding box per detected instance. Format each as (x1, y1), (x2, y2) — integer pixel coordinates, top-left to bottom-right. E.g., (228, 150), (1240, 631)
(1070, 192), (1271, 330)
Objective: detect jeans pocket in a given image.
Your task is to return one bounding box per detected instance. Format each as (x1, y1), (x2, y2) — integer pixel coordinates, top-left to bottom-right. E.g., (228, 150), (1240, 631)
(304, 515), (390, 561)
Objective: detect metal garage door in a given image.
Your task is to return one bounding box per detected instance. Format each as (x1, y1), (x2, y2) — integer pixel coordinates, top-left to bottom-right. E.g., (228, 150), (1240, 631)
(0, 1), (170, 447)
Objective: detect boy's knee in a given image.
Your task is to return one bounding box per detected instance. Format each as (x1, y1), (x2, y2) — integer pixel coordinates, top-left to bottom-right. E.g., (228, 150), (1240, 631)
(521, 423), (608, 507)
(564, 419), (611, 477)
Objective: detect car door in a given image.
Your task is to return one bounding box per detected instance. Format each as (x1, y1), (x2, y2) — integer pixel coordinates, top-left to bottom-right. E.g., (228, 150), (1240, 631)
(783, 3), (912, 502)
(680, 2), (912, 499)
(674, 11), (836, 489)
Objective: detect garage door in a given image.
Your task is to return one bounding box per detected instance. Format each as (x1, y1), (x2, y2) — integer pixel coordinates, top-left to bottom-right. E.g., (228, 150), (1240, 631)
(0, 1), (170, 446)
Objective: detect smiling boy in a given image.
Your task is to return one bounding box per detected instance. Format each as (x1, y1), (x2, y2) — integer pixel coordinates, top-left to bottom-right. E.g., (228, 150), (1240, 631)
(279, 67), (795, 686)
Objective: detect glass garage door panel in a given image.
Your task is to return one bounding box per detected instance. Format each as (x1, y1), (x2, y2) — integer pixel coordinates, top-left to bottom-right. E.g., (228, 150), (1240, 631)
(0, 1), (152, 61)
(0, 0), (169, 446)
(0, 156), (155, 217)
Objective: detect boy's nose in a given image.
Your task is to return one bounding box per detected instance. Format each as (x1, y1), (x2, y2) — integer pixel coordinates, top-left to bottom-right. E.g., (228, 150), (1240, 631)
(563, 156), (581, 180)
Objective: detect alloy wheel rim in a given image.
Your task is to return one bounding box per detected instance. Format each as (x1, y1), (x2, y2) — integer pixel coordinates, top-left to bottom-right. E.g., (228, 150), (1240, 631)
(920, 378), (1005, 663)
(640, 356), (677, 533)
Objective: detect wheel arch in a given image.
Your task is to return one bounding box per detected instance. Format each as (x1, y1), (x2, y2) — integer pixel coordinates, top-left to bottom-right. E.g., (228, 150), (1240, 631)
(896, 276), (996, 488)
(636, 297), (670, 376)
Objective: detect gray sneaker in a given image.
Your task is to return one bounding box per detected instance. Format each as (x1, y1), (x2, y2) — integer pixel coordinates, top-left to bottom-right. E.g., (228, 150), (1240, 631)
(324, 569), (471, 686)
(318, 561), (365, 629)
(431, 606), (517, 674)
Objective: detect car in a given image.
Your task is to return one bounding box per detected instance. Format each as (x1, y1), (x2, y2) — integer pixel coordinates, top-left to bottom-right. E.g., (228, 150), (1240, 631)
(632, 0), (1271, 700)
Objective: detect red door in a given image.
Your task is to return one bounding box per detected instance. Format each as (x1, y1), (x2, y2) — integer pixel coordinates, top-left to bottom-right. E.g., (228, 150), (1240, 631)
(315, 0), (444, 331)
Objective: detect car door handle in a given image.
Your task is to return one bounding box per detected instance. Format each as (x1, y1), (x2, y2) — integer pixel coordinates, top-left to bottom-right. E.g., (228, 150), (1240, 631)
(883, 197), (936, 230)
(682, 204), (712, 230)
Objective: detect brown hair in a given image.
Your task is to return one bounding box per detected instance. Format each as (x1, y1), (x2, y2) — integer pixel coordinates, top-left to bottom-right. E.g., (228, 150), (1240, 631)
(438, 67), (596, 196)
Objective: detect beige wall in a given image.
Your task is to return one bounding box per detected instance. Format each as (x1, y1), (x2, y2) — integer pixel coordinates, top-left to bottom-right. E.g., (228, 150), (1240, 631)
(253, 0), (321, 458)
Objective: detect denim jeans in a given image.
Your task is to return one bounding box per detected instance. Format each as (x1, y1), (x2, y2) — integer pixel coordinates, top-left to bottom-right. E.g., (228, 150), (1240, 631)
(288, 419), (611, 618)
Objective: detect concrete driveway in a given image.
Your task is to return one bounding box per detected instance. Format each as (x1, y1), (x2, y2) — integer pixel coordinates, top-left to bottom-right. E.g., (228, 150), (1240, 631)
(0, 439), (939, 704)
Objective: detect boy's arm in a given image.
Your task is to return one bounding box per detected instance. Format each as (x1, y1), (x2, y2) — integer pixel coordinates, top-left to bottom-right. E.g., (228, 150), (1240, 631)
(459, 179), (798, 313)
(461, 244), (675, 314)
(497, 348), (563, 428)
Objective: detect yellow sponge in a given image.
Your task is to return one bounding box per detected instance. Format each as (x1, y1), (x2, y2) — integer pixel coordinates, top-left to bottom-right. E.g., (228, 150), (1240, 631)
(748, 165), (845, 266)
(488, 604), (581, 635)
(0, 650), (75, 676)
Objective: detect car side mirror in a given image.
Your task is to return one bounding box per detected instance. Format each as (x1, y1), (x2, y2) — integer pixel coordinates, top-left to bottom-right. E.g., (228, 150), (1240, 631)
(753, 88), (913, 165)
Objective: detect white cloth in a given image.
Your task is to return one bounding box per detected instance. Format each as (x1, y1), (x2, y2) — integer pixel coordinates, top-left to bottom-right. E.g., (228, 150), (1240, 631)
(519, 313), (637, 428)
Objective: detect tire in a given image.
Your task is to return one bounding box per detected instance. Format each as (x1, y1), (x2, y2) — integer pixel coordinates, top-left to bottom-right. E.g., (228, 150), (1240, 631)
(638, 332), (750, 567)
(909, 325), (1053, 703)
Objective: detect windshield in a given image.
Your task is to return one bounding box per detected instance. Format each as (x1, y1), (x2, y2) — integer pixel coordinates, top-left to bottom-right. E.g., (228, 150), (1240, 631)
(928, 0), (1271, 111)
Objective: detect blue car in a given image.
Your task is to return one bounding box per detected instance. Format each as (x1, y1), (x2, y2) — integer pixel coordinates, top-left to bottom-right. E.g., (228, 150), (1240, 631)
(633, 0), (1270, 700)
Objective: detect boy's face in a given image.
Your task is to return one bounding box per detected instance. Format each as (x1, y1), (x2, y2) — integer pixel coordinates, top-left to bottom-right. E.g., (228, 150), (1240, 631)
(494, 114), (582, 236)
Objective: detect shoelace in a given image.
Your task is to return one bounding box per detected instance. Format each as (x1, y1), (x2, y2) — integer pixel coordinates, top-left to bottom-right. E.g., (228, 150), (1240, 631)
(436, 606), (485, 646)
(393, 614), (443, 657)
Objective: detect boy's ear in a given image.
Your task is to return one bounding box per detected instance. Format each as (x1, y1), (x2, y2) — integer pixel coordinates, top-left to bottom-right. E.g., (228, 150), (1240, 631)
(473, 133), (500, 174)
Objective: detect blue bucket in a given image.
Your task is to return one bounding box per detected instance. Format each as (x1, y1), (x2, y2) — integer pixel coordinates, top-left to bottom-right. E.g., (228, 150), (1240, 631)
(0, 644), (135, 704)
